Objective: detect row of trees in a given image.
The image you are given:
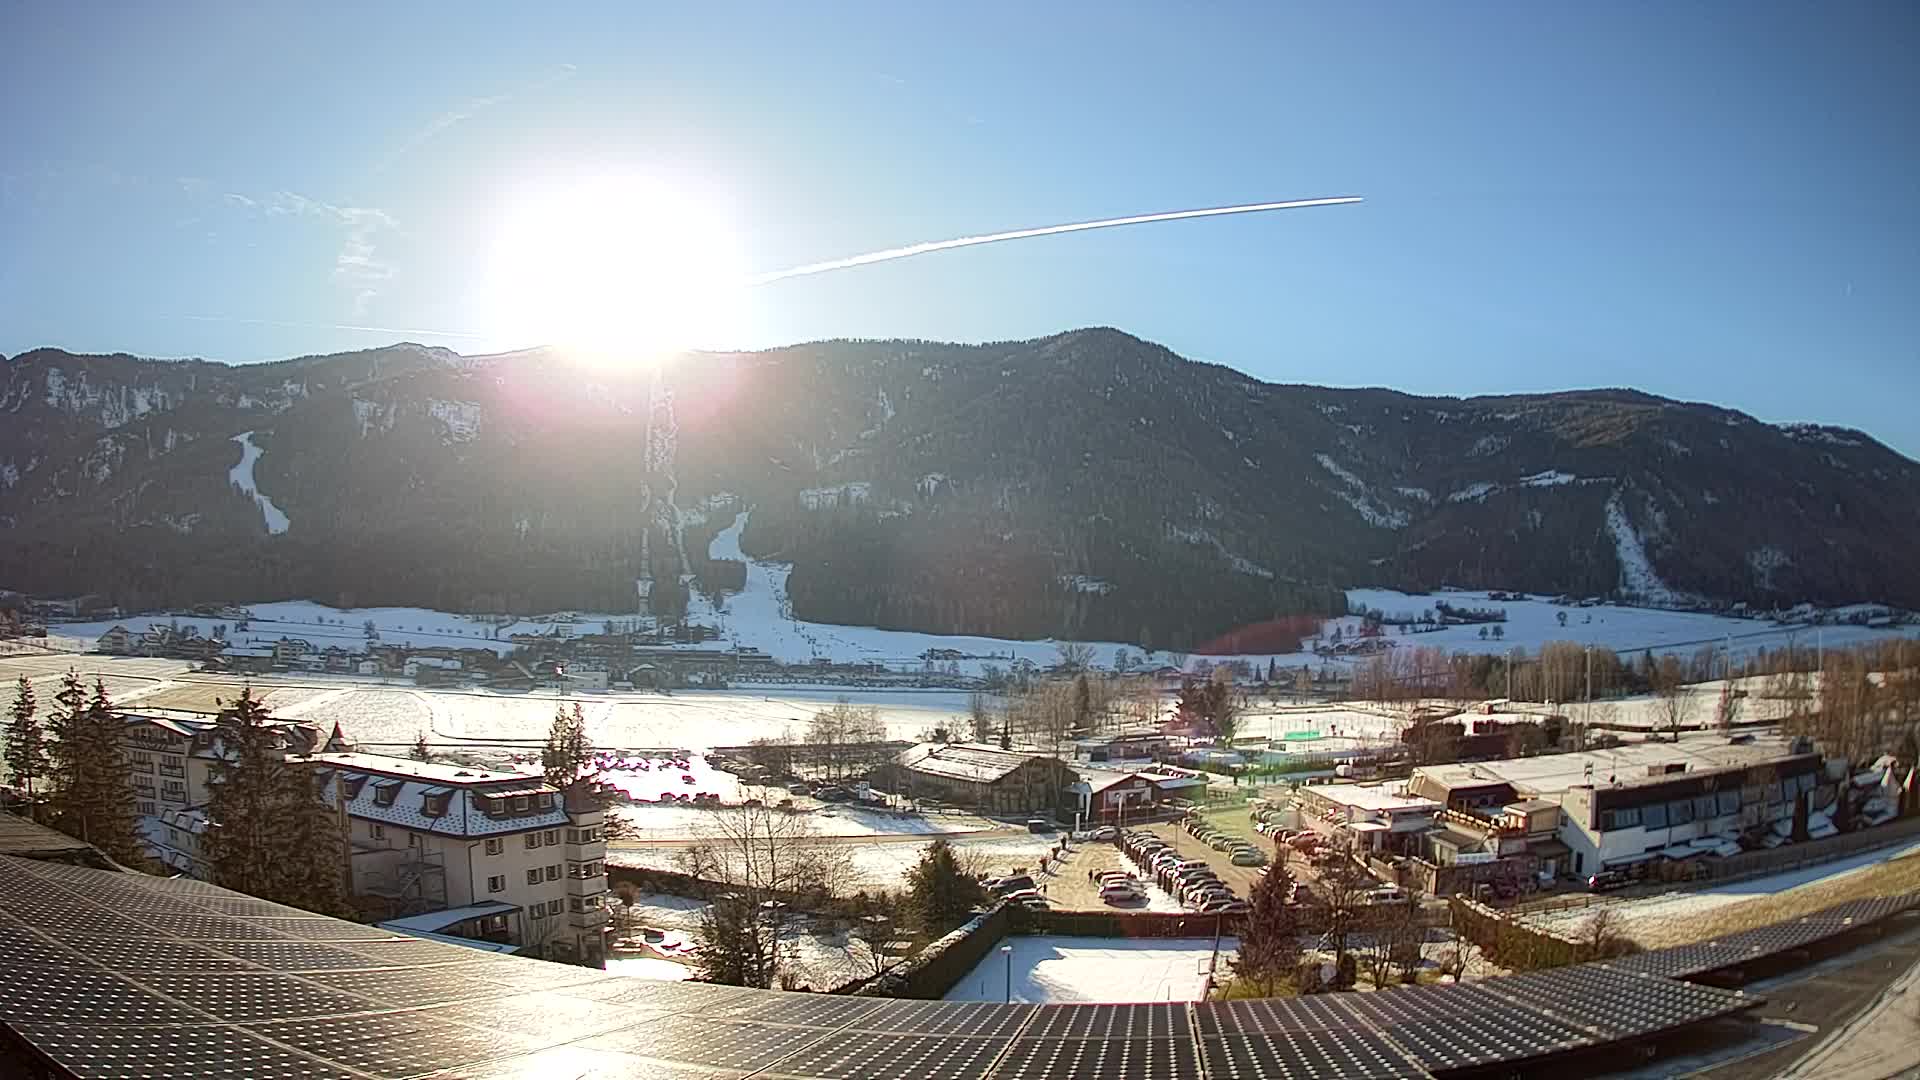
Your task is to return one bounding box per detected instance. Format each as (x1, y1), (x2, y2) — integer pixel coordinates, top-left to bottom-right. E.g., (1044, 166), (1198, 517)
(5, 674), (351, 916)
(670, 799), (989, 988)
(5, 672), (147, 866)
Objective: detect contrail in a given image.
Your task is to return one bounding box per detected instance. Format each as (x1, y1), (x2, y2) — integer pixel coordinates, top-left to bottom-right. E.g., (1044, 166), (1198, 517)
(171, 195), (1361, 341)
(746, 196), (1362, 286)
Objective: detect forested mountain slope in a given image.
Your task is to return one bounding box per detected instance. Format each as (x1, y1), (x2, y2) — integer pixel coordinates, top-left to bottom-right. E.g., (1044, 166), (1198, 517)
(4, 329), (1915, 650)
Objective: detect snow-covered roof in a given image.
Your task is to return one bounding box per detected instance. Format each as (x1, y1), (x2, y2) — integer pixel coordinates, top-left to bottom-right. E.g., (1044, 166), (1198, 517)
(898, 742), (1048, 784)
(1300, 783), (1440, 815)
(378, 901), (518, 934)
(308, 753), (528, 786)
(311, 753), (570, 837)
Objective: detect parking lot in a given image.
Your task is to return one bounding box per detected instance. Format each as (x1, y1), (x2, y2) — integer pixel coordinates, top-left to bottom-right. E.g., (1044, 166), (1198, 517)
(1137, 821), (1269, 897)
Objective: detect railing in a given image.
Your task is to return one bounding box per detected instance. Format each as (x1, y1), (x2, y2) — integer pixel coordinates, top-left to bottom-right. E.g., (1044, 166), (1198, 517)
(159, 764), (185, 778)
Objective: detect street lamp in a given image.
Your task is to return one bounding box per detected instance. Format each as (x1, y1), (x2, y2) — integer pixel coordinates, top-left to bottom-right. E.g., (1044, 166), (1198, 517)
(1001, 944), (1014, 1003)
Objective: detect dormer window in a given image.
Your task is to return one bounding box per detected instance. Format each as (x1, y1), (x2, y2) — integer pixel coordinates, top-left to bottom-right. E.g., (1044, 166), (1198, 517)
(513, 796), (530, 813)
(342, 775), (368, 800)
(421, 790), (451, 818)
(536, 793), (553, 810)
(374, 781), (402, 808)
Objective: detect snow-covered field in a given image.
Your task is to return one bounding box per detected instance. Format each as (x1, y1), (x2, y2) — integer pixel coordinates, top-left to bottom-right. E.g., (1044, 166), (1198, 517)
(257, 684), (973, 750)
(943, 936), (1235, 1004)
(609, 802), (994, 841)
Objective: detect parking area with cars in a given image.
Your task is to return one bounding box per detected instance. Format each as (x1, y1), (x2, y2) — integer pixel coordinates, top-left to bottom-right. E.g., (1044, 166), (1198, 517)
(1116, 825), (1255, 915)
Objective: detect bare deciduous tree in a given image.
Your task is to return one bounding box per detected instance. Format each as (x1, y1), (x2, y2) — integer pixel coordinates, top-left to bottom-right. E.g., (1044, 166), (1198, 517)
(676, 803), (853, 987)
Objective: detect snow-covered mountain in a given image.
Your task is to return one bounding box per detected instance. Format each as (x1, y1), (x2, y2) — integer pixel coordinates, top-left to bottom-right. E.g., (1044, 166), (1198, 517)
(4, 329), (1916, 649)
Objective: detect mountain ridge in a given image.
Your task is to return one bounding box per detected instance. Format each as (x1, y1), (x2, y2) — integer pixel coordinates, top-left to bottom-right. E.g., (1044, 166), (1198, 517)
(4, 329), (1916, 648)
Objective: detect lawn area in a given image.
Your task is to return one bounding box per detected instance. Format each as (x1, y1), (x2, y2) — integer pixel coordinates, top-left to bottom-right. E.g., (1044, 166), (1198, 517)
(1631, 844), (1920, 948)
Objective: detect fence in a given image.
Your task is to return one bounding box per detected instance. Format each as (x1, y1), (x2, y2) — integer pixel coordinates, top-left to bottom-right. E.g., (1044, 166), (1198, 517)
(1448, 896), (1608, 971)
(1514, 812), (1920, 915)
(843, 903), (1013, 999)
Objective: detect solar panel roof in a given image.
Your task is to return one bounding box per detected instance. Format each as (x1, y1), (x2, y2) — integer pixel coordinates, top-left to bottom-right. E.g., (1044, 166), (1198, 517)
(0, 853), (1800, 1079)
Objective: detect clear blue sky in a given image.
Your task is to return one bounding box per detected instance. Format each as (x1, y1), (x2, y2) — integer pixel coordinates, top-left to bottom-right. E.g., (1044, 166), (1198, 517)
(4, 3), (1916, 456)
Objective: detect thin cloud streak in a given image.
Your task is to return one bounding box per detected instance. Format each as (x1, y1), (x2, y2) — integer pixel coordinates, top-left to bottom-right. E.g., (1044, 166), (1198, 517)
(746, 196), (1363, 285)
(185, 195), (1362, 344)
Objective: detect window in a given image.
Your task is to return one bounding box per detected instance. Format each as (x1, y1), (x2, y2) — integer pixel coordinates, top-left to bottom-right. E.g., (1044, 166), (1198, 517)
(1640, 803), (1668, 830)
(536, 793), (553, 810)
(1667, 799), (1693, 825)
(422, 791), (451, 818)
(529, 905), (545, 920)
(485, 838), (503, 856)
(1717, 791), (1740, 816)
(482, 796), (504, 814)
(547, 899), (564, 916)
(407, 833), (417, 848)
(1693, 795), (1717, 819)
(374, 781), (401, 807)
(568, 827), (601, 844)
(526, 869), (541, 886)
(569, 860), (603, 879)
(544, 864), (560, 881)
(370, 823), (385, 840)
(513, 796), (530, 812)
(525, 833), (540, 850)
(487, 875), (505, 893)
(543, 830), (559, 846)
(342, 775), (368, 800)
(136, 801), (156, 816)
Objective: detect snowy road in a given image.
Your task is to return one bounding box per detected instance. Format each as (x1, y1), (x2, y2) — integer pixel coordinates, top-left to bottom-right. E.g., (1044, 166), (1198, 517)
(943, 936), (1236, 1004)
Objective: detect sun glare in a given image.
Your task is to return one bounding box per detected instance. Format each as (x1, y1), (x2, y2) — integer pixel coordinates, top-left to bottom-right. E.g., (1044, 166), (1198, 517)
(484, 174), (746, 370)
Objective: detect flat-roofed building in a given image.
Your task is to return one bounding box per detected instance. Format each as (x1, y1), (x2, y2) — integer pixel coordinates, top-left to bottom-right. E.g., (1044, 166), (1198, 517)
(1410, 734), (1830, 878)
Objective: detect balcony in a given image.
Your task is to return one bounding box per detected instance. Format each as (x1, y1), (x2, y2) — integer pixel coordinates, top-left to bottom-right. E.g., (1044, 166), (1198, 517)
(159, 763), (186, 779)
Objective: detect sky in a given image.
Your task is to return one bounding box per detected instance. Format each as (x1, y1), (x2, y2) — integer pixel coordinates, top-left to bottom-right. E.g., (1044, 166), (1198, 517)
(3, 3), (1917, 456)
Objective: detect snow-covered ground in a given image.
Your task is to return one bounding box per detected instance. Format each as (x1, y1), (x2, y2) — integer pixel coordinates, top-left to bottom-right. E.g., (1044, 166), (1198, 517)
(609, 802), (993, 841)
(259, 683), (975, 750)
(943, 936), (1236, 1004)
(1516, 837), (1920, 940)
(227, 432), (289, 534)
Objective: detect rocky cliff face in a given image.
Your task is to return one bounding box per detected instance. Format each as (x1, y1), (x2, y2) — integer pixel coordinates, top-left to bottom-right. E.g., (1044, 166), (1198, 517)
(4, 329), (1914, 649)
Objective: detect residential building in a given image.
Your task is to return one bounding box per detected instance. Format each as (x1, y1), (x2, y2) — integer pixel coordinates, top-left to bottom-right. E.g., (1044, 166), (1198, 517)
(119, 711), (335, 877)
(95, 625), (134, 655)
(309, 753), (609, 966)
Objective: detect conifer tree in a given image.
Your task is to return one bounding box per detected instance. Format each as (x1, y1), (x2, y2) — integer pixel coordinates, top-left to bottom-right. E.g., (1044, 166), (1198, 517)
(202, 688), (349, 913)
(542, 702), (591, 787)
(45, 676), (147, 866)
(4, 674), (49, 818)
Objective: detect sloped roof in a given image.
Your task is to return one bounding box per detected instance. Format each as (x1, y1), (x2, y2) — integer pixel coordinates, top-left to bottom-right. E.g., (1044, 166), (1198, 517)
(898, 742), (1046, 784)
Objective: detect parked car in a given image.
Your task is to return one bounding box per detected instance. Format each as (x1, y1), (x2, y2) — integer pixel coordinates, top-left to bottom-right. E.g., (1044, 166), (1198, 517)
(1019, 897), (1051, 911)
(1001, 888), (1044, 903)
(786, 783), (810, 795)
(1026, 818), (1055, 833)
(1586, 870), (1632, 893)
(1230, 849), (1268, 867)
(1363, 886), (1409, 905)
(985, 874), (1036, 895)
(817, 786), (852, 802)
(1090, 826), (1118, 841)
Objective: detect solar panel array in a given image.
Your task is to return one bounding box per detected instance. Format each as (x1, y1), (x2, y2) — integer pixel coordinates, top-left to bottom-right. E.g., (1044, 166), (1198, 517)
(0, 854), (1787, 1079)
(1608, 890), (1920, 980)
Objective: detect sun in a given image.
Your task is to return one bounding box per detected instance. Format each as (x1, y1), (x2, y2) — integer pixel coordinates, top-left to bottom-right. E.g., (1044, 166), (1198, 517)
(482, 174), (747, 370)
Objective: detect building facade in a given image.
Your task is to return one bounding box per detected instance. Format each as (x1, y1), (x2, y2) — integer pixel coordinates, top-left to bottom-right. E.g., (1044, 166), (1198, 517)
(309, 753), (609, 966)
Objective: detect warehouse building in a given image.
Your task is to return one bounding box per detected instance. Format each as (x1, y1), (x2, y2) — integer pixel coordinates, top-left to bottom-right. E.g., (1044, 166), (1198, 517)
(887, 743), (1077, 816)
